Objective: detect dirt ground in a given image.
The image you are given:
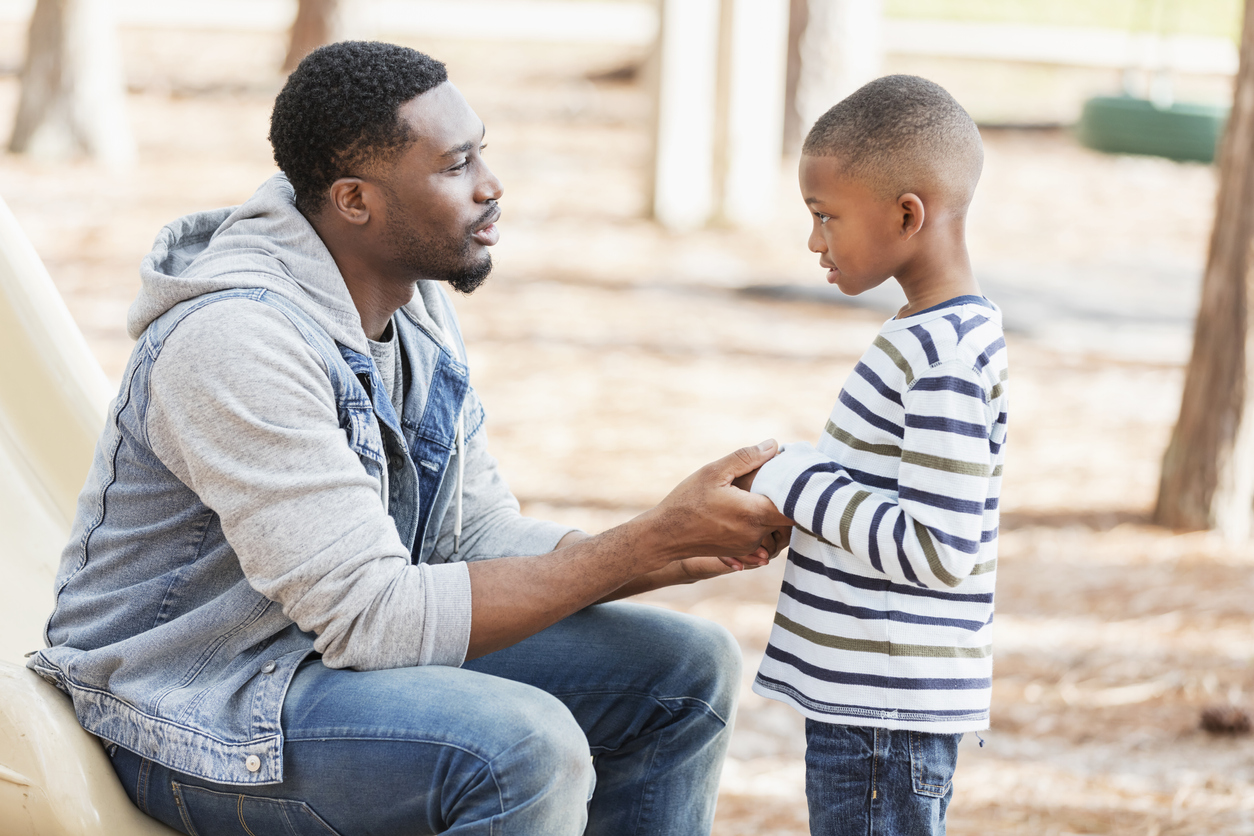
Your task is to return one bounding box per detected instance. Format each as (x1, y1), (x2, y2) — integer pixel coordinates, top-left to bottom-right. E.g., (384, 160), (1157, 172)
(2, 22), (1253, 836)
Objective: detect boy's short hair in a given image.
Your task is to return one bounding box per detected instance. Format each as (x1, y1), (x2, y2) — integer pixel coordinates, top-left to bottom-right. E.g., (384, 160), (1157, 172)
(269, 41), (448, 217)
(803, 75), (983, 208)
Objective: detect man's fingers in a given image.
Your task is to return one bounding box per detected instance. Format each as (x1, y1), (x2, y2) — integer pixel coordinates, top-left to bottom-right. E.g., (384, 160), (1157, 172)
(717, 439), (778, 481)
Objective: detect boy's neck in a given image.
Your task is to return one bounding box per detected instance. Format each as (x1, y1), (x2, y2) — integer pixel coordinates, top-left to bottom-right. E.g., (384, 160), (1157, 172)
(892, 222), (980, 319)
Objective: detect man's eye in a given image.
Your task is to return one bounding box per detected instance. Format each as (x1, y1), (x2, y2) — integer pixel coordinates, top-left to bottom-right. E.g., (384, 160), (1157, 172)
(450, 159), (469, 172)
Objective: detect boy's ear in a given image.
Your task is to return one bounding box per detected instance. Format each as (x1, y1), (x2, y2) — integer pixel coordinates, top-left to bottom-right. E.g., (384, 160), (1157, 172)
(898, 193), (925, 240)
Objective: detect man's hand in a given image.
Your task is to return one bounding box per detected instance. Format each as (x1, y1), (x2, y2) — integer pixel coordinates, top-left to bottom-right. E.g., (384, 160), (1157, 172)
(637, 439), (794, 567)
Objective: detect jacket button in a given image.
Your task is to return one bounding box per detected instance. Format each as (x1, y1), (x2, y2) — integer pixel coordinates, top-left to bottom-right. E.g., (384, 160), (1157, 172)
(261, 661), (277, 674)
(245, 755), (261, 772)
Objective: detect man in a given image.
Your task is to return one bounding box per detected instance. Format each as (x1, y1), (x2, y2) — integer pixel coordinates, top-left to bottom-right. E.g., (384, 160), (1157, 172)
(28, 41), (791, 835)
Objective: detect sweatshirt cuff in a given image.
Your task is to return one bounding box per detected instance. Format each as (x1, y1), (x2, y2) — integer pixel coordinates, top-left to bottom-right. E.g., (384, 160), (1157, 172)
(419, 561), (474, 667)
(750, 441), (825, 517)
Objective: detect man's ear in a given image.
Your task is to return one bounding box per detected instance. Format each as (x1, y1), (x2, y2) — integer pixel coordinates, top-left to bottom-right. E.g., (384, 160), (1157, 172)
(328, 177), (374, 226)
(898, 193), (925, 240)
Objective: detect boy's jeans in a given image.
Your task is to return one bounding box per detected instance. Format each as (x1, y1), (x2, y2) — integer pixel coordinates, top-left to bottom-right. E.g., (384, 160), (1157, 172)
(805, 720), (963, 836)
(108, 602), (741, 836)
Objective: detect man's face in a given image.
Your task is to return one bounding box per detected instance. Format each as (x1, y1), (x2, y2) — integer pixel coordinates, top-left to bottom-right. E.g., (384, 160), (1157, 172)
(376, 82), (502, 293)
(798, 154), (904, 297)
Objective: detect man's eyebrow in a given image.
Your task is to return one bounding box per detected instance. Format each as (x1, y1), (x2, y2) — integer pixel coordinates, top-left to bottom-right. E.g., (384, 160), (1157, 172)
(440, 126), (487, 158)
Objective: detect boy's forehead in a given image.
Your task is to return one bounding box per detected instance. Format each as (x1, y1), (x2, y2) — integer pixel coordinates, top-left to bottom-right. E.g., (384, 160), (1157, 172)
(799, 154), (865, 199)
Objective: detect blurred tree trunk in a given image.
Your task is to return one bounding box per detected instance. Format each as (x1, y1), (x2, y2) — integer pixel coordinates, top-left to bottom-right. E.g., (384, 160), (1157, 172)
(1154, 0), (1254, 539)
(284, 0), (344, 72)
(785, 0), (882, 155)
(9, 0), (134, 164)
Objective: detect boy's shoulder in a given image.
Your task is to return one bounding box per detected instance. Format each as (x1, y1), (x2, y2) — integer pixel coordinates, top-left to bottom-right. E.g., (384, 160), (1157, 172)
(869, 296), (1007, 389)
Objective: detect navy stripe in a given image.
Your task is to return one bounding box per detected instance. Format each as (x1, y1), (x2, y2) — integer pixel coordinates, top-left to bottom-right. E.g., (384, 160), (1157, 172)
(755, 674), (991, 719)
(929, 527), (981, 555)
(908, 325), (940, 365)
(989, 439), (1002, 454)
(943, 313), (989, 343)
(984, 496), (999, 511)
(905, 414), (987, 438)
(765, 645), (992, 690)
(784, 462), (842, 519)
(853, 362), (903, 406)
(974, 337), (1006, 371)
(840, 391), (906, 439)
(811, 476), (851, 536)
(892, 515), (922, 586)
(790, 549), (994, 604)
(912, 375), (986, 400)
(980, 527), (998, 543)
(899, 486), (984, 516)
(866, 502), (889, 573)
(780, 581), (988, 631)
(844, 466), (898, 493)
(995, 412), (1007, 425)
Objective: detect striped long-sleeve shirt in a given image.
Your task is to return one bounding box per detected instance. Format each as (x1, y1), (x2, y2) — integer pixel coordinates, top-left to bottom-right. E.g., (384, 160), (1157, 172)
(750, 295), (1008, 732)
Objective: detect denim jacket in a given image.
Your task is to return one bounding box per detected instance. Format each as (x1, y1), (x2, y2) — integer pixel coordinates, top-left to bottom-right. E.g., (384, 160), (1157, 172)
(28, 175), (572, 785)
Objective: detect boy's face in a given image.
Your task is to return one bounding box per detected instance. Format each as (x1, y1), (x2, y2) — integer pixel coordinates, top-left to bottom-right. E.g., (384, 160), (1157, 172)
(799, 154), (907, 296)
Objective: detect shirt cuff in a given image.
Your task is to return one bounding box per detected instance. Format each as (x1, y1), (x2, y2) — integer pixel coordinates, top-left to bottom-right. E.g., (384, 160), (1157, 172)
(420, 561), (474, 667)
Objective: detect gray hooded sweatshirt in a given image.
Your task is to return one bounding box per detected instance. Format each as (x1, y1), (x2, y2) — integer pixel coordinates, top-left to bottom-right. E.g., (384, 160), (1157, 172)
(124, 173), (574, 671)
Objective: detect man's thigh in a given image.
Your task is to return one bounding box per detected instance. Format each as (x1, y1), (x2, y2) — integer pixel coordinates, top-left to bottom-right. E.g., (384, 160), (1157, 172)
(112, 660), (594, 836)
(462, 601), (742, 753)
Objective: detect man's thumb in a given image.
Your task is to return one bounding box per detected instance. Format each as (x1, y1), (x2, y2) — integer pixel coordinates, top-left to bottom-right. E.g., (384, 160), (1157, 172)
(725, 439), (778, 476)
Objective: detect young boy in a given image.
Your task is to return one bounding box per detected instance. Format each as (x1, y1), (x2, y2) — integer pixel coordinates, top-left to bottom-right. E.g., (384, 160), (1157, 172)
(741, 75), (1007, 834)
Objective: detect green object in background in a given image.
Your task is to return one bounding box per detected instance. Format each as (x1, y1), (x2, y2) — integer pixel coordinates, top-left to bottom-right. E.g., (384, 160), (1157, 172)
(1075, 96), (1229, 163)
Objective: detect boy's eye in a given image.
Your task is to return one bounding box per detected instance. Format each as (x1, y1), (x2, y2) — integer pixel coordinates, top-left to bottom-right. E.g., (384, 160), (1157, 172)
(815, 212), (830, 224)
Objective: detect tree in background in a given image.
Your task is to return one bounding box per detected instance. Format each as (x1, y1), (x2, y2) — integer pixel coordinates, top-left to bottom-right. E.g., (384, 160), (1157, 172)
(9, 0), (134, 164)
(1155, 0), (1254, 539)
(284, 0), (346, 72)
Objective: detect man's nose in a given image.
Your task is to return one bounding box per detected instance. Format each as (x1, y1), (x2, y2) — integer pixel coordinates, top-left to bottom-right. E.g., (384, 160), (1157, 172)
(477, 165), (503, 203)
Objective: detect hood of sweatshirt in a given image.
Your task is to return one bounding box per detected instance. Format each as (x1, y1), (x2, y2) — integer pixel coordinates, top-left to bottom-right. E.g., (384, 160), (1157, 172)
(129, 173), (456, 356)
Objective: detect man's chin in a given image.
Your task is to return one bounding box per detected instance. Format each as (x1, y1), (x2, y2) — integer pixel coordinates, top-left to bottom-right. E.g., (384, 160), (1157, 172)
(446, 255), (493, 295)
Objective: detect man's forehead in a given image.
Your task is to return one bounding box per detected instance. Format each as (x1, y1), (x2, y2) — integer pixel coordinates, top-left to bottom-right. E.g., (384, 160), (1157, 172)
(398, 82), (485, 154)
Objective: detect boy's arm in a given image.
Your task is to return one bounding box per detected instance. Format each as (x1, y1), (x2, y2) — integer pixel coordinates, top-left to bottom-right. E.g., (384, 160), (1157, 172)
(751, 360), (994, 590)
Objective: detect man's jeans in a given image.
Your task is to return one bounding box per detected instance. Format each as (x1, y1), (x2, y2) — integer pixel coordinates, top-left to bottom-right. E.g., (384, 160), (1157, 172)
(804, 720), (962, 836)
(109, 602), (741, 835)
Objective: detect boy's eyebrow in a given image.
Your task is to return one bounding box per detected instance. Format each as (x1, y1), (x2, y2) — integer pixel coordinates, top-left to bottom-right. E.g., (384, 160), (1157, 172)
(440, 126), (487, 158)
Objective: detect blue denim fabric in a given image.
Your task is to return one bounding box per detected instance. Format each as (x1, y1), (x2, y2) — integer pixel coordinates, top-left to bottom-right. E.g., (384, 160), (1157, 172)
(804, 720), (961, 836)
(31, 287), (485, 785)
(109, 602), (741, 836)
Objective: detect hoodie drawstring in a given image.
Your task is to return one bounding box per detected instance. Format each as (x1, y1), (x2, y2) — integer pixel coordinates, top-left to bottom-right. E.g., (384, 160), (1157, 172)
(453, 409), (465, 555)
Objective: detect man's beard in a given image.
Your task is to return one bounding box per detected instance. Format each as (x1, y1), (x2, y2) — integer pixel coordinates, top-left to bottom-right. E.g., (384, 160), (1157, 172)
(384, 203), (496, 295)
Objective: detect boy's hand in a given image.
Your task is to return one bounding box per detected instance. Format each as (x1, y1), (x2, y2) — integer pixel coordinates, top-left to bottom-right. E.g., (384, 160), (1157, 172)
(731, 465), (760, 493)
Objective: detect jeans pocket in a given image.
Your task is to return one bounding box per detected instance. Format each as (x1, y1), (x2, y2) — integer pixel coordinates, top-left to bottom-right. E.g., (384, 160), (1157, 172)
(908, 731), (961, 798)
(171, 782), (343, 836)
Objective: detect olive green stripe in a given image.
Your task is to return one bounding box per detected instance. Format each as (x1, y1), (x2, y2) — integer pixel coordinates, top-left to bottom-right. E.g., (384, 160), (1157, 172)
(839, 490), (874, 552)
(793, 522), (839, 549)
(826, 421), (902, 457)
(873, 335), (914, 385)
(902, 450), (990, 478)
(914, 520), (961, 588)
(970, 559), (997, 576)
(992, 464), (1003, 477)
(775, 613), (992, 658)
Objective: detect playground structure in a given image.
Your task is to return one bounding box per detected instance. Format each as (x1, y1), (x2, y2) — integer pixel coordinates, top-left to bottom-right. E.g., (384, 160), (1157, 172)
(0, 197), (177, 835)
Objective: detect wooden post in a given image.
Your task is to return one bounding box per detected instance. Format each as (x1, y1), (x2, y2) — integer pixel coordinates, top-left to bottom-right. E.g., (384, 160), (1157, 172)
(720, 0), (789, 227)
(652, 0), (721, 231)
(8, 0), (134, 165)
(1154, 0), (1254, 540)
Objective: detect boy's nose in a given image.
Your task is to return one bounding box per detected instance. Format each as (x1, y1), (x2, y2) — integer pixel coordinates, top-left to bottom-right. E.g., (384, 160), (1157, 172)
(807, 227), (826, 254)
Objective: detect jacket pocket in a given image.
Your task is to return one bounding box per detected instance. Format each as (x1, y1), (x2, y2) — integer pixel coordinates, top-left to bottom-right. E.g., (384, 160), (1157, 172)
(172, 782), (343, 836)
(908, 730), (961, 798)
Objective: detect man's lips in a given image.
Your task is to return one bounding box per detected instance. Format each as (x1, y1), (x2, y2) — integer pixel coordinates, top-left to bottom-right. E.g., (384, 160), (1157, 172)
(472, 207), (501, 246)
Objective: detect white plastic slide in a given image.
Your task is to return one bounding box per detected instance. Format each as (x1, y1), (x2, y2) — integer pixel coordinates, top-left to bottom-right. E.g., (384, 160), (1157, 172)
(0, 196), (178, 835)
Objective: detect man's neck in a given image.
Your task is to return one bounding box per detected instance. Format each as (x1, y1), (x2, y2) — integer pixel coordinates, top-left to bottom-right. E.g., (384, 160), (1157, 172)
(311, 214), (416, 341)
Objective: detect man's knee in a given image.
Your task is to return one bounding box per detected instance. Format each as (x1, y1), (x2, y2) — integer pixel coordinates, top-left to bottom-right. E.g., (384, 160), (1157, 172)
(491, 691), (596, 805)
(680, 615), (742, 719)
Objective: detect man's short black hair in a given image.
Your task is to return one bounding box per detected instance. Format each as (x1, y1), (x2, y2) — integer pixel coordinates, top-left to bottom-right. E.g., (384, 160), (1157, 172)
(804, 74), (982, 207)
(270, 41), (448, 216)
